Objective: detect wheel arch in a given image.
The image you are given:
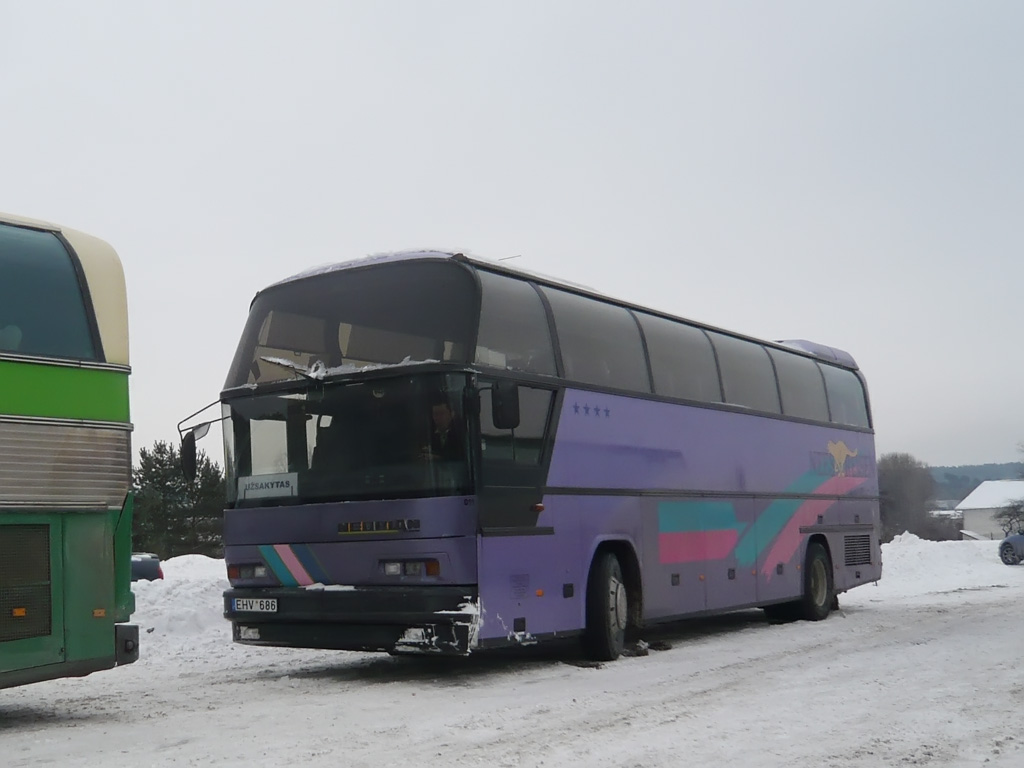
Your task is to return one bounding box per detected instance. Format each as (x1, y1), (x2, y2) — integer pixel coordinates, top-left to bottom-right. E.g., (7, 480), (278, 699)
(807, 533), (834, 570)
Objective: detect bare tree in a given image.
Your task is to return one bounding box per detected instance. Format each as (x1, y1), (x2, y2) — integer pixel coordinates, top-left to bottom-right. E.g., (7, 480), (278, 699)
(995, 500), (1024, 536)
(878, 452), (937, 542)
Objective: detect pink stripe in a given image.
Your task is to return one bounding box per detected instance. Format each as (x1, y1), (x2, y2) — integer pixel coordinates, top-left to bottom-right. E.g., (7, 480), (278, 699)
(273, 544), (314, 586)
(659, 530), (739, 564)
(762, 476), (869, 579)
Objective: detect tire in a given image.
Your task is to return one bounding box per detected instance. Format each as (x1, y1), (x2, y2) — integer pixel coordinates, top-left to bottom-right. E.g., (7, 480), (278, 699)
(583, 552), (628, 661)
(799, 541), (835, 621)
(1000, 543), (1021, 566)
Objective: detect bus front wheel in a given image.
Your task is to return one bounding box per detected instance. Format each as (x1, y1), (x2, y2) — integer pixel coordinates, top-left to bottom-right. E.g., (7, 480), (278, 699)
(584, 552), (628, 661)
(800, 541), (835, 621)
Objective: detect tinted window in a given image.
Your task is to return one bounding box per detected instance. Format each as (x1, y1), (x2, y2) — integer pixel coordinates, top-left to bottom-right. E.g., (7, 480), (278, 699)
(822, 365), (870, 428)
(475, 271), (556, 375)
(768, 348), (829, 421)
(479, 384), (554, 465)
(638, 314), (721, 402)
(542, 288), (650, 392)
(0, 224), (97, 360)
(226, 261), (477, 388)
(707, 332), (780, 413)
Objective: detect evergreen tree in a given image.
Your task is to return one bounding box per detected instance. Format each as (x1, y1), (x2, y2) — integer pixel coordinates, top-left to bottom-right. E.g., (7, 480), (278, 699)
(132, 440), (225, 558)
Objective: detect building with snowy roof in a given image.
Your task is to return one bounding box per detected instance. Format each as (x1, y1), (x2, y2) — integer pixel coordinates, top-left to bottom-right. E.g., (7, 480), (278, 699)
(955, 480), (1024, 539)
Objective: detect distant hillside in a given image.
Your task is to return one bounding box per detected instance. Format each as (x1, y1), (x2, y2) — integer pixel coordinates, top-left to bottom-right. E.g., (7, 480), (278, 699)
(930, 463), (1024, 504)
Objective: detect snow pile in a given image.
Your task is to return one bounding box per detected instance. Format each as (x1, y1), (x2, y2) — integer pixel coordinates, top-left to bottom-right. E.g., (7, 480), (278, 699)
(844, 533), (1017, 608)
(130, 554), (230, 657)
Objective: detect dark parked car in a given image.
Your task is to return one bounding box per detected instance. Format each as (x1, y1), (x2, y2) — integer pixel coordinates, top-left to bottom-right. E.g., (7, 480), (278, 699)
(999, 534), (1024, 566)
(131, 552), (164, 581)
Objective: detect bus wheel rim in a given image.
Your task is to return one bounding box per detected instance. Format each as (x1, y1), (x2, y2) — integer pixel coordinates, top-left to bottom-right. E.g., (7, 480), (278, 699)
(810, 559), (827, 606)
(610, 575), (627, 631)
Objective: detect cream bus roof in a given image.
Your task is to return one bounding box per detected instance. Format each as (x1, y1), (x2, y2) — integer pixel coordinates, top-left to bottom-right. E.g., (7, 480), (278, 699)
(0, 212), (129, 366)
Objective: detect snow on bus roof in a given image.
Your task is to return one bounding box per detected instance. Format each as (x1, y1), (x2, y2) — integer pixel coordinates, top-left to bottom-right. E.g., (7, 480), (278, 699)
(268, 249), (599, 295)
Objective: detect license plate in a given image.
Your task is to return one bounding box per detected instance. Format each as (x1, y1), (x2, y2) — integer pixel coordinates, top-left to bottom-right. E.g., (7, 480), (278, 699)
(233, 598), (277, 613)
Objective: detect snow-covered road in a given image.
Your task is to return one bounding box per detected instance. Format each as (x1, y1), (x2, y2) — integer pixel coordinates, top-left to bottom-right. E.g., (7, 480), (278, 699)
(3, 536), (1023, 767)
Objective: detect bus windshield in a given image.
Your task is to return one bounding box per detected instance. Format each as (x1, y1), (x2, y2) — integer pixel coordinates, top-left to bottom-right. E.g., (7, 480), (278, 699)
(224, 372), (472, 507)
(224, 260), (478, 390)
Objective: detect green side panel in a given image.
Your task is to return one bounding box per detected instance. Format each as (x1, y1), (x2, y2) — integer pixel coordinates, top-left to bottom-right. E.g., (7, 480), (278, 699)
(63, 512), (115, 663)
(0, 514), (65, 675)
(112, 494), (135, 622)
(0, 360), (129, 423)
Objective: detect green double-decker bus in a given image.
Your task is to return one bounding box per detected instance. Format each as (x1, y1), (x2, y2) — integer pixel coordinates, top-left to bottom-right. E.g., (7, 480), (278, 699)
(0, 212), (138, 689)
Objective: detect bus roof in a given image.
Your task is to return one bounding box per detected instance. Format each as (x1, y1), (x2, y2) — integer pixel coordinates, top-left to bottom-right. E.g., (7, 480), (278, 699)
(265, 249), (859, 371)
(269, 249), (600, 295)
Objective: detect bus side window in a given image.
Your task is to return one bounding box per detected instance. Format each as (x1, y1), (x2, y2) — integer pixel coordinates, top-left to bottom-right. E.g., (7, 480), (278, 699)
(768, 348), (829, 422)
(707, 332), (781, 414)
(637, 313), (722, 403)
(475, 271), (557, 376)
(0, 324), (22, 351)
(541, 287), (651, 393)
(821, 366), (870, 428)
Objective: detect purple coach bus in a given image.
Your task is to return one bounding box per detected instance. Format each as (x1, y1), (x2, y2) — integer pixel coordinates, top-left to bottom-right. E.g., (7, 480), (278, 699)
(181, 251), (880, 661)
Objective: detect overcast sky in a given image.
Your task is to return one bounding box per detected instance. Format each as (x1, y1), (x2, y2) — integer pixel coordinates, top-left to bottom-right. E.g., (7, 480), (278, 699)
(2, 2), (1021, 468)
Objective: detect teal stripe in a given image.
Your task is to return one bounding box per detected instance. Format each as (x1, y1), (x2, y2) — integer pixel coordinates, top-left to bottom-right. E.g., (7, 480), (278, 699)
(258, 545), (298, 587)
(658, 501), (743, 533)
(734, 473), (830, 567)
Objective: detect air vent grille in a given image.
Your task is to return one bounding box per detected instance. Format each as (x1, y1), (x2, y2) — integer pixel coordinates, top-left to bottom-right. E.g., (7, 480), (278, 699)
(0, 524), (52, 642)
(844, 534), (872, 567)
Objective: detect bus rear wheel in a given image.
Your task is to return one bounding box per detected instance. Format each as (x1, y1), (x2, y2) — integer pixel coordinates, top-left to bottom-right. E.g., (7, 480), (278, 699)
(800, 541), (835, 621)
(583, 552), (628, 661)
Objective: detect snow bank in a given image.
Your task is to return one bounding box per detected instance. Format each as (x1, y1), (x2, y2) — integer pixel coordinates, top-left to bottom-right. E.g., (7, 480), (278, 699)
(844, 534), (1018, 608)
(130, 554), (230, 658)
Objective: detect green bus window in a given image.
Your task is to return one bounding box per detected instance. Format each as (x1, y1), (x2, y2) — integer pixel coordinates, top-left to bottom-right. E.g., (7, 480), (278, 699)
(0, 224), (97, 360)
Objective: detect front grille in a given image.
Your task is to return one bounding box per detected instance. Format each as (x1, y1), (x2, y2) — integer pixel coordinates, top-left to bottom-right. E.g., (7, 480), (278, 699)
(844, 534), (872, 567)
(0, 524), (53, 642)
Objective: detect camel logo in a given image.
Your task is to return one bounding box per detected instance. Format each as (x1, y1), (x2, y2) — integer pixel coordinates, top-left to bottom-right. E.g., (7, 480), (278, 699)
(827, 440), (858, 477)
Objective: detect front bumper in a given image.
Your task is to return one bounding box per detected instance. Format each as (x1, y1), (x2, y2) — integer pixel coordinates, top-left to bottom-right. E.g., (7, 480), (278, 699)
(224, 585), (480, 654)
(115, 623), (140, 665)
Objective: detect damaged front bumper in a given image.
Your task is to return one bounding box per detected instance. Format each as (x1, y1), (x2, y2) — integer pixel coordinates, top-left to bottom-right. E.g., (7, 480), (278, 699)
(224, 585), (480, 654)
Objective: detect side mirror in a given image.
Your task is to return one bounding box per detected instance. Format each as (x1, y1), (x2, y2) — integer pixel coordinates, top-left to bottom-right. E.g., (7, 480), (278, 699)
(181, 430), (198, 483)
(491, 380), (520, 430)
(177, 401), (219, 483)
